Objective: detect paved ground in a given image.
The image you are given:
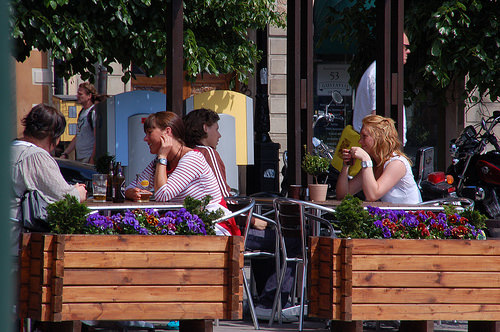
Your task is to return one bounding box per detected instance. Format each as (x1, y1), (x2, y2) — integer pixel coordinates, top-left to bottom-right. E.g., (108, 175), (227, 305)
(211, 320), (468, 332)
(80, 319), (468, 331)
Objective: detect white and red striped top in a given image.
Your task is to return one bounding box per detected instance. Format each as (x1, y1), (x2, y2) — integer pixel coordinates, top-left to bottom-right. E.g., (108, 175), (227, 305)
(127, 150), (223, 206)
(195, 145), (231, 197)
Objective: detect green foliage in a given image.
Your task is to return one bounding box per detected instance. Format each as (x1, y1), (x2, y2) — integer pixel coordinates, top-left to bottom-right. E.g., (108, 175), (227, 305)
(323, 0), (500, 103)
(443, 205), (487, 230)
(301, 152), (330, 184)
(10, 0), (286, 86)
(333, 194), (375, 238)
(183, 195), (223, 236)
(46, 194), (91, 234)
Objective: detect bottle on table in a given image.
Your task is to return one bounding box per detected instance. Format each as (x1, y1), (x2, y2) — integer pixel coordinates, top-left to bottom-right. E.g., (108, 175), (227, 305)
(106, 160), (114, 201)
(113, 162), (125, 203)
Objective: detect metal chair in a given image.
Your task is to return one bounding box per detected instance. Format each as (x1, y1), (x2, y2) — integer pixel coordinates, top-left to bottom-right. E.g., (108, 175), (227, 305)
(221, 197), (281, 330)
(269, 198), (338, 331)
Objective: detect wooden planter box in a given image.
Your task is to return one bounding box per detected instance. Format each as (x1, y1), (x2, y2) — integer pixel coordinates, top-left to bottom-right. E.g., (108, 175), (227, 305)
(19, 233), (243, 322)
(309, 236), (500, 322)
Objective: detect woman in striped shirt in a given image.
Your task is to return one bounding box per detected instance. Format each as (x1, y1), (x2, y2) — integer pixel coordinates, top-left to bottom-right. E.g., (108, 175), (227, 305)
(125, 111), (237, 235)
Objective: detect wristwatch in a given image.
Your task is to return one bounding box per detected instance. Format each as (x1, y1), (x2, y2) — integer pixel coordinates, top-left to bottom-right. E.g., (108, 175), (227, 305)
(157, 157), (168, 166)
(361, 160), (373, 168)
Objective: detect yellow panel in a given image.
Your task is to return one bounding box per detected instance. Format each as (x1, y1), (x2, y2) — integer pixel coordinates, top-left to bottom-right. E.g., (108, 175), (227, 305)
(193, 90), (248, 165)
(53, 96), (79, 142)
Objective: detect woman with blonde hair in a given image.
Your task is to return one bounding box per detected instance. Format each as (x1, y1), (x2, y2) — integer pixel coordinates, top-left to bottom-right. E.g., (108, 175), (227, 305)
(336, 114), (422, 203)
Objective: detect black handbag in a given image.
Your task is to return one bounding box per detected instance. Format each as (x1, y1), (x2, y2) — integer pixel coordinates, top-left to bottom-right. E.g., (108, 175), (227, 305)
(21, 190), (50, 232)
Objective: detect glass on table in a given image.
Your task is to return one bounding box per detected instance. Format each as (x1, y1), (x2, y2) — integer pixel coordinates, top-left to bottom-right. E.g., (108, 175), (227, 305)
(135, 174), (153, 202)
(92, 174), (108, 202)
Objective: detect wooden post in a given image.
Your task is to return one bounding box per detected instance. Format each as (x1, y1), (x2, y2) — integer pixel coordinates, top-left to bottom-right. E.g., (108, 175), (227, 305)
(179, 320), (213, 332)
(399, 320), (434, 332)
(286, 0), (314, 185)
(468, 321), (500, 332)
(376, 0), (405, 142)
(166, 0), (183, 115)
(330, 320), (363, 332)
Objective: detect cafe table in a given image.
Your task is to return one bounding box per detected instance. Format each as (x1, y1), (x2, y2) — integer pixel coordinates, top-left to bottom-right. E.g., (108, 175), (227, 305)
(85, 198), (184, 211)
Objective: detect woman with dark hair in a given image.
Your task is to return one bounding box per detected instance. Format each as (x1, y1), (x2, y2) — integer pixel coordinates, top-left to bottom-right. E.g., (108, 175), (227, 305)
(11, 104), (87, 243)
(183, 108), (231, 197)
(125, 111), (240, 236)
(336, 114), (422, 203)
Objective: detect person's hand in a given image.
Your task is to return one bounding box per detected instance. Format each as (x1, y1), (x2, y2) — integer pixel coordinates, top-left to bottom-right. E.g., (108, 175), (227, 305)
(251, 217), (267, 230)
(60, 153), (68, 159)
(125, 187), (153, 201)
(75, 183), (87, 202)
(157, 133), (174, 159)
(349, 146), (371, 162)
(341, 148), (353, 166)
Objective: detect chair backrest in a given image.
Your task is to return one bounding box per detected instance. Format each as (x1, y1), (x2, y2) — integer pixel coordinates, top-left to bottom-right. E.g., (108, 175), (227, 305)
(274, 199), (302, 238)
(415, 146), (435, 188)
(224, 196), (255, 241)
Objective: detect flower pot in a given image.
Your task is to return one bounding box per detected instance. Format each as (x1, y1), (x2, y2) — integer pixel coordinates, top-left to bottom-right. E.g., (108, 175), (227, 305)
(19, 233), (243, 322)
(308, 183), (328, 201)
(309, 237), (500, 321)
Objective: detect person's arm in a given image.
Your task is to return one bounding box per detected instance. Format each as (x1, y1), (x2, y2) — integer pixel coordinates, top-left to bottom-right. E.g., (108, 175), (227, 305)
(61, 136), (76, 159)
(335, 149), (363, 199)
(358, 157), (406, 201)
(28, 152), (85, 202)
(125, 160), (155, 201)
(154, 152), (201, 201)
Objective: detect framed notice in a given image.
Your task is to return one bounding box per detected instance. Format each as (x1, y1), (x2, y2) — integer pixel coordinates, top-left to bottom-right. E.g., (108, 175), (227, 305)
(316, 64), (352, 96)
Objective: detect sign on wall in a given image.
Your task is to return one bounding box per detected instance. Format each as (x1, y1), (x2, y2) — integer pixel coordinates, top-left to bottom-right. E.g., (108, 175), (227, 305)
(316, 64), (351, 96)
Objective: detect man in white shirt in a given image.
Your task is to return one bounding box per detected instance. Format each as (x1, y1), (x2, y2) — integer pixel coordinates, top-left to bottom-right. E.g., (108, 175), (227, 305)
(352, 33), (411, 144)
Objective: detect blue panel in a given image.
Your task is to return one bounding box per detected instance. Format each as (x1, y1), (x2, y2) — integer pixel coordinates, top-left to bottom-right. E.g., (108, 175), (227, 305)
(113, 90), (166, 165)
(68, 106), (77, 118)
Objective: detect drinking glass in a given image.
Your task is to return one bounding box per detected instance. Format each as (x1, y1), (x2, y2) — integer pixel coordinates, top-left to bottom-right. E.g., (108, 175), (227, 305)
(136, 174), (152, 202)
(92, 174), (108, 202)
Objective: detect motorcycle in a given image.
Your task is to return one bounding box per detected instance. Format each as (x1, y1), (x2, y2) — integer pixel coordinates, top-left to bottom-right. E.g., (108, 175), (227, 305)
(447, 110), (500, 219)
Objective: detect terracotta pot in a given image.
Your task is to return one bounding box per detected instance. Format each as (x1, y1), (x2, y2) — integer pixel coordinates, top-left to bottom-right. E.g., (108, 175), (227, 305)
(308, 183), (328, 201)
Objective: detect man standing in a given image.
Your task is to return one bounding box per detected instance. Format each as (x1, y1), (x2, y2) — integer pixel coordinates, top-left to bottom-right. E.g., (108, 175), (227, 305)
(61, 82), (105, 164)
(352, 33), (411, 144)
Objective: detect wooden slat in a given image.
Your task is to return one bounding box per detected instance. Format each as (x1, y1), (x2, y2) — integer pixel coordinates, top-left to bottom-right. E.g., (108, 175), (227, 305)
(63, 235), (233, 252)
(353, 255), (500, 271)
(351, 304), (500, 321)
(227, 236), (242, 319)
(59, 302), (227, 321)
(351, 239), (500, 255)
(62, 252), (228, 268)
(353, 288), (500, 304)
(353, 271), (500, 288)
(51, 236), (65, 321)
(62, 285), (228, 302)
(341, 239), (353, 321)
(63, 268), (226, 285)
(308, 236), (320, 316)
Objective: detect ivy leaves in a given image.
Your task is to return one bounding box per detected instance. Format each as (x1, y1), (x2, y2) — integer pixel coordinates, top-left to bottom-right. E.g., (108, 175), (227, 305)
(10, 0), (285, 86)
(324, 0), (500, 103)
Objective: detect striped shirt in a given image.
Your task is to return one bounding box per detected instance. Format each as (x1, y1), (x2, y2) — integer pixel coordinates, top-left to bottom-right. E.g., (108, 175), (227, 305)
(127, 150), (222, 206)
(195, 145), (230, 197)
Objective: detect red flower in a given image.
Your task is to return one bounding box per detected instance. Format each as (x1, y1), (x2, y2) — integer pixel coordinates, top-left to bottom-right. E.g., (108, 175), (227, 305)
(421, 228), (430, 237)
(448, 214), (458, 223)
(426, 211), (436, 219)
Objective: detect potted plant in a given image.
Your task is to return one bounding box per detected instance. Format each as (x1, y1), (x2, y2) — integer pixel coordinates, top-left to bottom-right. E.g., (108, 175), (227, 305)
(19, 195), (242, 323)
(309, 195), (495, 327)
(301, 152), (330, 201)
